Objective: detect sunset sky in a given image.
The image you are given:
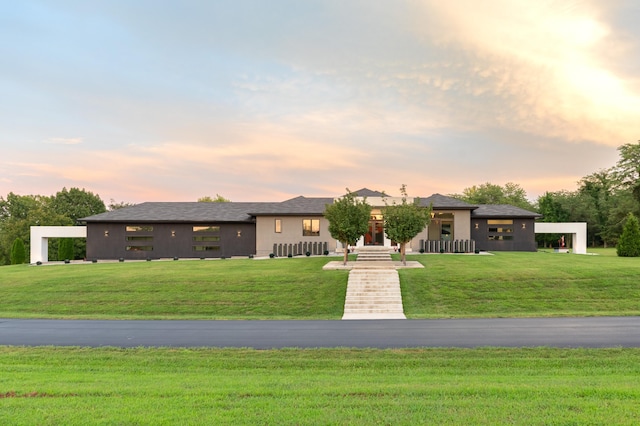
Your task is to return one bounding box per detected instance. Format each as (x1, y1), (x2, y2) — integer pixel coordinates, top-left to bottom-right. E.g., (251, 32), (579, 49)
(2, 0), (639, 204)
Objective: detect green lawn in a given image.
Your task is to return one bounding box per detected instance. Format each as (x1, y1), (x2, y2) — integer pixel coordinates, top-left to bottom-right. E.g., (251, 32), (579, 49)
(3, 251), (640, 424)
(2, 346), (640, 425)
(2, 250), (640, 319)
(400, 250), (640, 318)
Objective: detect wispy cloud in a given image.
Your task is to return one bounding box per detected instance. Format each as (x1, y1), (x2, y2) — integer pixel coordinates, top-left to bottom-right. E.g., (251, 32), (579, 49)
(43, 137), (84, 145)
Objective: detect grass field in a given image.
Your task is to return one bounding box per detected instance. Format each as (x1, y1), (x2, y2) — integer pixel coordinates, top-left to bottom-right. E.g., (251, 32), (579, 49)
(2, 346), (640, 425)
(2, 250), (640, 424)
(1, 250), (639, 319)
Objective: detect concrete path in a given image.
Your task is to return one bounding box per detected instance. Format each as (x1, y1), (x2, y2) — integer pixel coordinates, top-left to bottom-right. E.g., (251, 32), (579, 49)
(340, 247), (421, 320)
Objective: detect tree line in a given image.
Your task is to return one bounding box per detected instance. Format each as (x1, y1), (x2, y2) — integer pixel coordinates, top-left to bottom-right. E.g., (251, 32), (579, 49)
(448, 141), (640, 249)
(0, 188), (107, 265)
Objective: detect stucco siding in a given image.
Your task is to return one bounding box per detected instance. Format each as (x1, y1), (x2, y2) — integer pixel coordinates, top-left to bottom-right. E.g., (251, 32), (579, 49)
(255, 216), (335, 257)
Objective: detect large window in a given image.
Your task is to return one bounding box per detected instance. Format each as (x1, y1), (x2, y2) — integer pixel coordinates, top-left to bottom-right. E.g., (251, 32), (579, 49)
(126, 225), (153, 232)
(193, 246), (220, 252)
(193, 236), (220, 242)
(126, 246), (153, 251)
(488, 219), (514, 241)
(302, 219), (320, 236)
(193, 226), (220, 233)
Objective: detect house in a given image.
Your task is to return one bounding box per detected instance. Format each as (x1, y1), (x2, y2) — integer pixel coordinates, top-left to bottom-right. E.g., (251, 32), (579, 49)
(79, 188), (542, 260)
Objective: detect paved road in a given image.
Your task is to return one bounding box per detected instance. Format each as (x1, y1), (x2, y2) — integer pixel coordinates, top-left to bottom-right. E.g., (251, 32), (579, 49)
(1, 317), (639, 348)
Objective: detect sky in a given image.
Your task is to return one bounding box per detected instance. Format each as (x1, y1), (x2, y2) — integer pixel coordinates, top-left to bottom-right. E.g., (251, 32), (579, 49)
(1, 0), (639, 204)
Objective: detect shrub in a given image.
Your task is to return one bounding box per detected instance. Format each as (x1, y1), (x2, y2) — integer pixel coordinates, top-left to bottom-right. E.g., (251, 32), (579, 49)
(58, 238), (74, 261)
(10, 238), (26, 264)
(617, 213), (640, 257)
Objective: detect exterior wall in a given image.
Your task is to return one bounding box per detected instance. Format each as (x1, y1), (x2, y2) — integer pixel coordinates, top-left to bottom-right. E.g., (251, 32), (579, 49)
(471, 218), (537, 251)
(86, 222), (256, 260)
(30, 226), (87, 264)
(255, 215), (335, 257)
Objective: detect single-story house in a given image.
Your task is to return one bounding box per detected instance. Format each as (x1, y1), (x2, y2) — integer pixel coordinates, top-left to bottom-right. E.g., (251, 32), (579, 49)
(79, 188), (542, 260)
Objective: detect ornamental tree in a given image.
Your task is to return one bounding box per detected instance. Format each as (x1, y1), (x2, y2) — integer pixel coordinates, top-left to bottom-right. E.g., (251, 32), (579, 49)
(324, 189), (372, 265)
(617, 213), (640, 257)
(383, 185), (431, 265)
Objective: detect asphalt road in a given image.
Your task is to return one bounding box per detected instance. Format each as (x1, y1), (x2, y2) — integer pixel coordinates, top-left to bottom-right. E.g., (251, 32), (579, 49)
(1, 317), (639, 348)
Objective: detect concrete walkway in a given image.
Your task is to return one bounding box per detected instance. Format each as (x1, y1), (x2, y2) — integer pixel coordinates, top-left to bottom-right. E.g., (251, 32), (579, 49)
(333, 247), (423, 320)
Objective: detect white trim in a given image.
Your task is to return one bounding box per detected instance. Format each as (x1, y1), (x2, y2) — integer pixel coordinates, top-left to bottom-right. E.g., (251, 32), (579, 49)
(30, 226), (87, 264)
(534, 222), (587, 254)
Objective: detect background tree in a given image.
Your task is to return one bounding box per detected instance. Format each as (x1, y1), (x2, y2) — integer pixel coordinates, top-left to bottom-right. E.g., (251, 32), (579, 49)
(108, 199), (136, 210)
(613, 141), (640, 205)
(616, 213), (640, 257)
(324, 189), (371, 265)
(535, 191), (570, 247)
(50, 187), (106, 260)
(198, 194), (231, 202)
(383, 185), (431, 265)
(58, 238), (75, 261)
(10, 237), (26, 264)
(451, 182), (534, 210)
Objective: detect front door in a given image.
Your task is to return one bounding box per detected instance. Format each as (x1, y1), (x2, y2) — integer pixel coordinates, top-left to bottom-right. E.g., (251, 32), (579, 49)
(365, 220), (385, 245)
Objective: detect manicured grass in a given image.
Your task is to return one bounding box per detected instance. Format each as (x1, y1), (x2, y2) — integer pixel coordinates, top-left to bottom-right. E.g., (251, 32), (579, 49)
(2, 250), (639, 319)
(400, 250), (640, 318)
(0, 257), (349, 319)
(2, 346), (640, 425)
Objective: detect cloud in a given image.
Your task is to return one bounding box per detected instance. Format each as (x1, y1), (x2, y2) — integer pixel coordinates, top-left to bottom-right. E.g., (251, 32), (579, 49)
(43, 137), (84, 145)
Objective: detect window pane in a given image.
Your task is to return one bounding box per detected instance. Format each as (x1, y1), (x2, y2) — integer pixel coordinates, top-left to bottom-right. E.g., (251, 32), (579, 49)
(126, 245), (153, 251)
(275, 219), (282, 233)
(193, 226), (220, 233)
(126, 236), (153, 241)
(303, 219), (320, 236)
(126, 225), (153, 232)
(487, 220), (513, 225)
(192, 246), (220, 251)
(193, 236), (220, 242)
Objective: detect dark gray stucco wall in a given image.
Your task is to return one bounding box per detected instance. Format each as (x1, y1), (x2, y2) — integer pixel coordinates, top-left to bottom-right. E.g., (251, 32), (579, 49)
(86, 223), (256, 260)
(471, 218), (537, 252)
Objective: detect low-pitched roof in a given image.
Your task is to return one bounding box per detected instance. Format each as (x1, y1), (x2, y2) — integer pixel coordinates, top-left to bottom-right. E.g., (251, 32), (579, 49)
(471, 204), (542, 218)
(80, 202), (272, 223)
(248, 196), (333, 215)
(351, 188), (387, 197)
(418, 194), (478, 210)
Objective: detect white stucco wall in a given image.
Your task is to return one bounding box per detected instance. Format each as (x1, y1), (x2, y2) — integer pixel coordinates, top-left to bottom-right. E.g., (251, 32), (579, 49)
(30, 226), (87, 264)
(534, 222), (587, 254)
(255, 216), (334, 257)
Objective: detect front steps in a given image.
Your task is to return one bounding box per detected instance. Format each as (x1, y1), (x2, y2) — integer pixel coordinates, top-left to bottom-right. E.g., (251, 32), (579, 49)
(342, 247), (406, 320)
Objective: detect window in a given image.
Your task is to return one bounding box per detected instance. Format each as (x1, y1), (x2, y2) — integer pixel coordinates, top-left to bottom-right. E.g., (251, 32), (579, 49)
(126, 236), (153, 242)
(275, 219), (282, 233)
(303, 219), (320, 236)
(487, 220), (513, 225)
(193, 226), (220, 233)
(126, 246), (153, 251)
(488, 227), (513, 233)
(193, 236), (220, 242)
(489, 235), (513, 241)
(126, 225), (153, 232)
(193, 246), (220, 251)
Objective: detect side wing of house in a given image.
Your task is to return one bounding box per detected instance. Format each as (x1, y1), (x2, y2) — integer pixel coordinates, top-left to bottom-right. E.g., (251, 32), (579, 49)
(471, 205), (542, 251)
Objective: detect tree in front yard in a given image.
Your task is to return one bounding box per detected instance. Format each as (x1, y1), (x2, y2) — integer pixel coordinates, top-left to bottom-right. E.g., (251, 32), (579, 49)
(324, 189), (372, 265)
(617, 213), (640, 257)
(383, 185), (431, 265)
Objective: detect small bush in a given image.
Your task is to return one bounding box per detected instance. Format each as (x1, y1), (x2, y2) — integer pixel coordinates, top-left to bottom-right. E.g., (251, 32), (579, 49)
(58, 238), (74, 261)
(10, 238), (26, 265)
